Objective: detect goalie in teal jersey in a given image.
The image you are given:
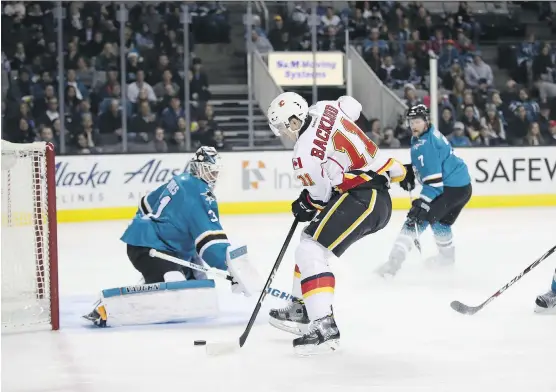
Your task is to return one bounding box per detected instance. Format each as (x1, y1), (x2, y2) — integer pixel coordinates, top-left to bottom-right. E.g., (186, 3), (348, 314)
(377, 105), (472, 277)
(83, 147), (262, 327)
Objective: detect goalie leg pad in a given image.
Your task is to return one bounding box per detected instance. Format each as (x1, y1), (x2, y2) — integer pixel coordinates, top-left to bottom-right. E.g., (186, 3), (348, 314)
(226, 245), (263, 296)
(97, 280), (219, 327)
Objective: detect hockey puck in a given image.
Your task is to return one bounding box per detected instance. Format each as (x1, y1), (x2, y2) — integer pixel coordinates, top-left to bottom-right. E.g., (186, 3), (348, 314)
(194, 340), (207, 346)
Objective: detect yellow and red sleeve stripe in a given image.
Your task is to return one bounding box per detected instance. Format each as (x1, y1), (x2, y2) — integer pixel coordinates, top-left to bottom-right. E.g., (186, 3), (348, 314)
(306, 193), (326, 211)
(294, 264), (301, 279)
(301, 272), (335, 298)
(335, 172), (372, 193)
(376, 158), (394, 175)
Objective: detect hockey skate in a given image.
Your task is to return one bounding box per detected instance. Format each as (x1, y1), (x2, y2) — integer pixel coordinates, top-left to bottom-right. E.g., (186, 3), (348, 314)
(293, 313), (340, 356)
(375, 257), (404, 277)
(534, 290), (556, 314)
(82, 304), (108, 327)
(424, 247), (455, 269)
(269, 298), (310, 336)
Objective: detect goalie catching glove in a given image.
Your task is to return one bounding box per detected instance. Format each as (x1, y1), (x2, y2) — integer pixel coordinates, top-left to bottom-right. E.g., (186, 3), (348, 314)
(226, 245), (263, 297)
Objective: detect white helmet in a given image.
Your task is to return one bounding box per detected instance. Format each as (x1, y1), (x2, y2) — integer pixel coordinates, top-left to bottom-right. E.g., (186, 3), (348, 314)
(267, 92), (309, 140)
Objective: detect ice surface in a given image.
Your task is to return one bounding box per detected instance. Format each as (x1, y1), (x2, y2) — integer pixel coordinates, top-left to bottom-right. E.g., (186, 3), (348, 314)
(2, 208), (556, 392)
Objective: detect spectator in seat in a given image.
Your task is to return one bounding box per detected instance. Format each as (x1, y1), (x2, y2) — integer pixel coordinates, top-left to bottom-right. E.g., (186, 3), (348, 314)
(438, 41), (460, 74)
(464, 53), (493, 88)
(130, 101), (158, 143)
(148, 127), (168, 153)
(442, 62), (464, 91)
(39, 127), (57, 151)
(66, 69), (87, 100)
(12, 117), (35, 144)
(251, 29), (273, 54)
(75, 57), (95, 88)
(268, 15), (288, 49)
(381, 127), (401, 148)
(398, 56), (424, 89)
(526, 122), (546, 146)
(367, 118), (382, 145)
(154, 69), (180, 101)
(402, 84), (422, 107)
(38, 97), (60, 128)
(501, 79), (520, 103)
(192, 118), (216, 147)
(538, 103), (552, 138)
(548, 121), (556, 145)
(438, 107), (455, 136)
(491, 91), (509, 126)
(480, 104), (506, 143)
(273, 31), (294, 51)
(128, 69), (156, 104)
(397, 17), (412, 42)
(80, 113), (99, 142)
(74, 132), (98, 154)
(509, 88), (540, 122)
(532, 43), (554, 82)
(460, 92), (481, 119)
(418, 15), (436, 41)
(364, 46), (382, 72)
(321, 6), (341, 28)
(320, 25), (344, 51)
(135, 23), (155, 50)
(99, 99), (123, 138)
(95, 43), (118, 71)
(377, 55), (399, 88)
(508, 105), (530, 145)
(7, 68), (33, 103)
(363, 28), (388, 56)
(126, 52), (142, 84)
(349, 8), (370, 40)
(213, 129), (228, 150)
(473, 79), (491, 112)
(161, 97), (185, 133)
(65, 41), (80, 70)
(190, 58), (211, 102)
(460, 104), (482, 141)
(448, 121), (471, 147)
(170, 128), (187, 153)
(83, 31), (105, 59)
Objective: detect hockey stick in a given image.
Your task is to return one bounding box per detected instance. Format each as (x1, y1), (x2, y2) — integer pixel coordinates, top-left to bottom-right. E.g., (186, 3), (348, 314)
(450, 244), (556, 315)
(149, 249), (296, 302)
(206, 218), (299, 356)
(408, 191), (422, 254)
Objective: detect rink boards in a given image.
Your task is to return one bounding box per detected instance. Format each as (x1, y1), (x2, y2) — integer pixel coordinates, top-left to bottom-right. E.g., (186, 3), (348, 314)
(53, 147), (556, 223)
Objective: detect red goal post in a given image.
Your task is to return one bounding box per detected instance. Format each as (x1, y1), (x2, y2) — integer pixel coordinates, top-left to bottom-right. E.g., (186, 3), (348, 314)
(1, 140), (59, 332)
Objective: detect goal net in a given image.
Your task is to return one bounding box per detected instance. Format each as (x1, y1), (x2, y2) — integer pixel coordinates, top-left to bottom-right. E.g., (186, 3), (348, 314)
(1, 141), (59, 331)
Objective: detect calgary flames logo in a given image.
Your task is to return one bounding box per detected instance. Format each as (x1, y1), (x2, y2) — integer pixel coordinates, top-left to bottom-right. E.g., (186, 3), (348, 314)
(279, 100), (285, 107)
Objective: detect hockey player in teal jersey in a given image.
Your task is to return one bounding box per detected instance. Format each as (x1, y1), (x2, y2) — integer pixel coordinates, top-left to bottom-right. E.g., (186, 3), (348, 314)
(377, 105), (472, 277)
(535, 269), (556, 313)
(121, 146), (229, 282)
(83, 147), (261, 327)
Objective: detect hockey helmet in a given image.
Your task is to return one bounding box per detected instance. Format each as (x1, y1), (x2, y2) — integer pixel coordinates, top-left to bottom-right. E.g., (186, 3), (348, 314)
(188, 146), (222, 190)
(267, 92), (309, 140)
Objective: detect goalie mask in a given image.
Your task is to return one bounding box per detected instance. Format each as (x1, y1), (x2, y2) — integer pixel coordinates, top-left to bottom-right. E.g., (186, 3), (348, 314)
(188, 146), (222, 190)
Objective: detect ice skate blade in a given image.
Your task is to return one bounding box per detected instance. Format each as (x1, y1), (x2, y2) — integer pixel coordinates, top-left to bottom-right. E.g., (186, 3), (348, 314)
(534, 305), (556, 314)
(268, 317), (308, 336)
(294, 339), (340, 356)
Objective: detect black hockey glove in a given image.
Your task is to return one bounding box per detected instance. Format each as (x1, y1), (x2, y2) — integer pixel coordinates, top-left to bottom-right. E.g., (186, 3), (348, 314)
(292, 189), (317, 222)
(399, 164), (416, 192)
(407, 198), (430, 224)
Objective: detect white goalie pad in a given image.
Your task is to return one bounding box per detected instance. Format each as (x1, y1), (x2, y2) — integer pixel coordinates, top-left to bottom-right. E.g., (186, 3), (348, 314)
(99, 280), (218, 327)
(226, 245), (263, 297)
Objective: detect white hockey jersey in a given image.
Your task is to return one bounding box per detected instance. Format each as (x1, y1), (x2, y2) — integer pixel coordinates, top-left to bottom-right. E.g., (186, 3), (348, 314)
(292, 96), (406, 207)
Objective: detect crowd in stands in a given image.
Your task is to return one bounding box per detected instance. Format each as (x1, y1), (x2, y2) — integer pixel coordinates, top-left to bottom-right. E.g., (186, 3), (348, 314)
(263, 1), (556, 148)
(1, 1), (231, 154)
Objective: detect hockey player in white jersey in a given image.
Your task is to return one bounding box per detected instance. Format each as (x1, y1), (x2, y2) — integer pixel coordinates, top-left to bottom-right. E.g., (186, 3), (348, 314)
(535, 269), (556, 313)
(266, 92), (407, 355)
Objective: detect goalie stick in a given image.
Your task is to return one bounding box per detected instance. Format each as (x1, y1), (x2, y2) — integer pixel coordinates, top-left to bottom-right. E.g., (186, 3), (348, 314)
(205, 218), (299, 356)
(450, 244), (556, 315)
(149, 250), (296, 301)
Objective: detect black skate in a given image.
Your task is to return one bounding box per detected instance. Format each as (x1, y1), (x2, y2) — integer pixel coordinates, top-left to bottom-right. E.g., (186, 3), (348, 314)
(269, 298), (310, 336)
(535, 290), (556, 314)
(82, 305), (107, 327)
(293, 314), (340, 356)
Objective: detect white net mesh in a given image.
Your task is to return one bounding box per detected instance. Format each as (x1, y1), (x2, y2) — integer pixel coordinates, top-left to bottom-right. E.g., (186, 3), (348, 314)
(1, 141), (56, 331)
